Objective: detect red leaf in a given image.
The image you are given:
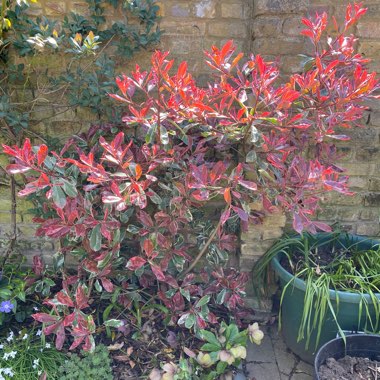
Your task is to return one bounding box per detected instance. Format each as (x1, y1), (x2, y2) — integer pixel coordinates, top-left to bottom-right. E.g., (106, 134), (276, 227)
(151, 264), (166, 281)
(135, 164), (142, 180)
(233, 206), (249, 222)
(75, 286), (89, 309)
(196, 316), (207, 329)
(56, 291), (75, 308)
(292, 212), (304, 233)
(223, 188), (232, 204)
(63, 312), (76, 327)
(220, 207), (231, 226)
(192, 189), (210, 201)
(143, 239), (154, 257)
(101, 278), (114, 292)
(238, 180), (257, 191)
(6, 164), (31, 174)
(69, 336), (85, 351)
(32, 313), (59, 323)
(139, 210), (154, 227)
(43, 321), (62, 336)
(126, 256), (146, 271)
(37, 145), (48, 166)
(177, 61), (187, 78)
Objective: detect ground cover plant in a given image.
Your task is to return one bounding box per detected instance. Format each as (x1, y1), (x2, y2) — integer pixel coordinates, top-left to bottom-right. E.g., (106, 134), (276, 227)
(1, 2), (380, 379)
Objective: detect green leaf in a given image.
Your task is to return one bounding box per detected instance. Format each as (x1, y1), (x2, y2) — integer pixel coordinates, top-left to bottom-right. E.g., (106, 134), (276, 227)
(246, 150), (257, 163)
(216, 360), (228, 374)
(250, 126), (260, 143)
(103, 304), (114, 322)
(180, 288), (190, 302)
(200, 329), (221, 347)
(62, 179), (78, 198)
(225, 324), (239, 343)
(196, 295), (210, 308)
(95, 280), (102, 292)
(200, 343), (221, 352)
(0, 289), (12, 299)
(104, 319), (124, 328)
(52, 186), (67, 209)
(89, 224), (102, 251)
(17, 291), (26, 302)
(15, 311), (26, 323)
(185, 314), (195, 329)
(160, 125), (169, 145)
(216, 289), (227, 305)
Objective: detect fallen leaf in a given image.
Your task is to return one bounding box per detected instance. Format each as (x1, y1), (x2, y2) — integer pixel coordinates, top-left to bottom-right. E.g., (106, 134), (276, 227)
(108, 341), (124, 351)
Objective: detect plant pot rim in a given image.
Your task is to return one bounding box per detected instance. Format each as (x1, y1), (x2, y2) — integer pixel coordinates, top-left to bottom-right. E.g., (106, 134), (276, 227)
(314, 333), (380, 379)
(271, 234), (380, 303)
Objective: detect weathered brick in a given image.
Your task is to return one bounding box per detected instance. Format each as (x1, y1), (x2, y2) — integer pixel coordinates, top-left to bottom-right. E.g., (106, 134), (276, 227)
(194, 0), (217, 18)
(341, 163), (376, 177)
(254, 0), (309, 15)
(359, 41), (380, 58)
(357, 19), (380, 39)
(283, 16), (305, 37)
(252, 16), (283, 37)
(208, 21), (247, 38)
(356, 223), (380, 237)
(364, 193), (380, 207)
(221, 3), (245, 19)
(355, 147), (380, 162)
(170, 4), (190, 17)
(360, 208), (380, 221)
(369, 178), (380, 191)
(348, 176), (368, 190)
(252, 37), (306, 56)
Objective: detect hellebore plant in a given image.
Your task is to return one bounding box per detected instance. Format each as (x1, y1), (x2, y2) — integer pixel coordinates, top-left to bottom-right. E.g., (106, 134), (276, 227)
(2, 3), (379, 356)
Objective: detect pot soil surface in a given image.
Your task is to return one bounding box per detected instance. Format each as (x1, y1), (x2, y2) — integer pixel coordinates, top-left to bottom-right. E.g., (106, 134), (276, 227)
(319, 355), (380, 380)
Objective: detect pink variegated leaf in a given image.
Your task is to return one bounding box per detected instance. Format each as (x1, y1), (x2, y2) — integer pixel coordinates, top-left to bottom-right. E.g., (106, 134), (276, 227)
(126, 256), (146, 271)
(150, 264), (166, 281)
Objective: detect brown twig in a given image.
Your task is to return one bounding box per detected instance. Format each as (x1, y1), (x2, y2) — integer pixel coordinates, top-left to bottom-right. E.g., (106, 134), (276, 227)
(181, 205), (229, 277)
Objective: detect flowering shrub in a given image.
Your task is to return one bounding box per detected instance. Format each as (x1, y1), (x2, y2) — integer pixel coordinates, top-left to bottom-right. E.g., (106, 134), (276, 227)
(1, 5), (379, 373)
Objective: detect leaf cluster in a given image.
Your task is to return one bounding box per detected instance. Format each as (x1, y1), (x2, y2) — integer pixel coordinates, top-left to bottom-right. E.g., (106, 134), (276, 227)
(58, 344), (113, 380)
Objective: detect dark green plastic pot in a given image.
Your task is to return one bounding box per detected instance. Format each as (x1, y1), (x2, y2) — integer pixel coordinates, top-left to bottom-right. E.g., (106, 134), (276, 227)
(314, 334), (380, 380)
(271, 234), (380, 364)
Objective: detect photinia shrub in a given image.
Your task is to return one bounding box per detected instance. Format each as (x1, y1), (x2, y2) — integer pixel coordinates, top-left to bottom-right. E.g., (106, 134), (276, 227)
(2, 3), (379, 351)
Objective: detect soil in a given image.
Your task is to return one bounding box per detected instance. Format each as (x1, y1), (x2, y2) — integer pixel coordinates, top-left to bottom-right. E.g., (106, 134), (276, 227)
(319, 355), (380, 380)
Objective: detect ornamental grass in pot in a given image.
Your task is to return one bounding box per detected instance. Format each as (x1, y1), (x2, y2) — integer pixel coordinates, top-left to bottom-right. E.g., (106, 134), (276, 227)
(254, 231), (380, 364)
(2, 3), (379, 379)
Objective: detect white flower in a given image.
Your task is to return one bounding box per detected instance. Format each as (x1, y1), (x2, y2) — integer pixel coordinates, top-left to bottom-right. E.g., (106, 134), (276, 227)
(3, 368), (13, 377)
(36, 329), (42, 337)
(32, 358), (39, 369)
(6, 332), (13, 342)
(3, 351), (16, 360)
(33, 307), (39, 311)
(0, 345), (3, 349)
(45, 343), (51, 349)
(38, 370), (42, 376)
(22, 334), (28, 340)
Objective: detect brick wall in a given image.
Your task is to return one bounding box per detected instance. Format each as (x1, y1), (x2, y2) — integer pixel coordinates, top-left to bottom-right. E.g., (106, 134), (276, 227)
(0, 1), (379, 277)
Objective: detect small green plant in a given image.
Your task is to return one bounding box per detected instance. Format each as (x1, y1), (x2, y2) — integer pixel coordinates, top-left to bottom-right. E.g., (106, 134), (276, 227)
(58, 344), (113, 380)
(150, 323), (264, 380)
(0, 328), (65, 380)
(0, 259), (36, 326)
